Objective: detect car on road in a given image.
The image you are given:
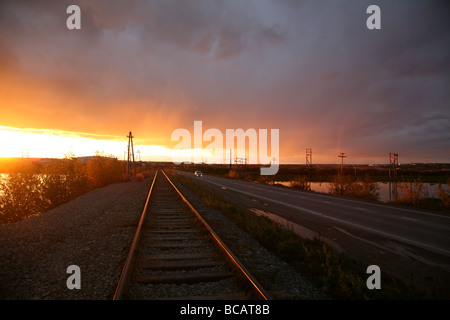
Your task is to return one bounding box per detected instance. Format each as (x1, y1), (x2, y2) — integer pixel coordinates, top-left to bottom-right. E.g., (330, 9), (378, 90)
(194, 171), (203, 177)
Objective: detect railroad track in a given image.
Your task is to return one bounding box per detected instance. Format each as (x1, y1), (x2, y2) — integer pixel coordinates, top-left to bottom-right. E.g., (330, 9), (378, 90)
(114, 169), (271, 300)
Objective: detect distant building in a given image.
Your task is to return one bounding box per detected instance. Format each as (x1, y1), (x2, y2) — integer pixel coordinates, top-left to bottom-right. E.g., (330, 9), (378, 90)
(74, 156), (117, 164)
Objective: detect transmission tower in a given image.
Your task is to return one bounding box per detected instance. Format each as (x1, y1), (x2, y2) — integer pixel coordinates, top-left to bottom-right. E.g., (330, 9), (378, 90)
(137, 150), (142, 162)
(388, 152), (399, 179)
(126, 131), (136, 178)
(389, 152), (398, 166)
(306, 148), (312, 168)
(305, 148), (312, 188)
(388, 152), (399, 201)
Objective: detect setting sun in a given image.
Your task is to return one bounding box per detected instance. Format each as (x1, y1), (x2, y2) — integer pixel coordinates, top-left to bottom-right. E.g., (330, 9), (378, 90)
(0, 126), (125, 159)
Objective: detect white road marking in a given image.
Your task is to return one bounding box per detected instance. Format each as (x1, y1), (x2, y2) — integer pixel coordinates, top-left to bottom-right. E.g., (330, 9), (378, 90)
(402, 217), (418, 222)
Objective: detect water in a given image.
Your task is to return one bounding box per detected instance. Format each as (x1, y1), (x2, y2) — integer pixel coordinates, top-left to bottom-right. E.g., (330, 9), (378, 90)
(274, 180), (446, 203)
(249, 207), (344, 252)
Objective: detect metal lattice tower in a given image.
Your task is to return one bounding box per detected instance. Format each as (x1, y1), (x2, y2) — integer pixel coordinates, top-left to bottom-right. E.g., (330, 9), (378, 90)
(306, 148), (312, 168)
(389, 152), (398, 167)
(126, 131), (136, 178)
(389, 152), (399, 179)
(388, 152), (399, 201)
(137, 150), (141, 162)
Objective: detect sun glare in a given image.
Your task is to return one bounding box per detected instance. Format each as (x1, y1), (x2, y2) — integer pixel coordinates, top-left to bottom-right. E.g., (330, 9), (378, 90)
(0, 126), (278, 165)
(0, 126), (173, 161)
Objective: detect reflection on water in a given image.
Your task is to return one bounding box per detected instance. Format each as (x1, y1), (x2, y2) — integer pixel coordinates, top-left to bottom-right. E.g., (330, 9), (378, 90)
(274, 180), (445, 203)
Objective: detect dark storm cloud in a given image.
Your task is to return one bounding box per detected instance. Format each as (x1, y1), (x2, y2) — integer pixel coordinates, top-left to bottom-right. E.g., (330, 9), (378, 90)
(0, 0), (449, 162)
(264, 0), (450, 162)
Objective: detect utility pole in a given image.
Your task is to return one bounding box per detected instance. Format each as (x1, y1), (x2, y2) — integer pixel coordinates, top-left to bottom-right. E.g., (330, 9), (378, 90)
(338, 152), (346, 177)
(338, 152), (346, 195)
(126, 131), (136, 178)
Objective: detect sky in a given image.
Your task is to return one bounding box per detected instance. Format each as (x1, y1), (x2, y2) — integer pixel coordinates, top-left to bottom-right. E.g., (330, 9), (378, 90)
(0, 0), (449, 164)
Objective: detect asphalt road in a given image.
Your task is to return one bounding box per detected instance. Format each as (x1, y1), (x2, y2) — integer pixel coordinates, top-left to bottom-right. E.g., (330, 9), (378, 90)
(176, 170), (450, 259)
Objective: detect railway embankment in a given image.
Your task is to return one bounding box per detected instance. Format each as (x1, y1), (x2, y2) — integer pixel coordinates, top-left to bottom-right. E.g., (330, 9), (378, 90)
(0, 171), (326, 300)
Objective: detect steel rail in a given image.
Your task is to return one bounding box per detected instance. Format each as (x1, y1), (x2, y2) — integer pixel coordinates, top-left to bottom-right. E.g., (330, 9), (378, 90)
(113, 170), (158, 300)
(161, 169), (271, 300)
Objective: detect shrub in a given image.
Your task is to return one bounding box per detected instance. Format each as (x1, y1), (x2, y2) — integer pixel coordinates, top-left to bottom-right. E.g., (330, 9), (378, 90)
(437, 179), (450, 209)
(0, 173), (43, 223)
(85, 156), (124, 188)
(227, 169), (240, 179)
(289, 175), (311, 191)
(328, 176), (380, 201)
(395, 179), (429, 207)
